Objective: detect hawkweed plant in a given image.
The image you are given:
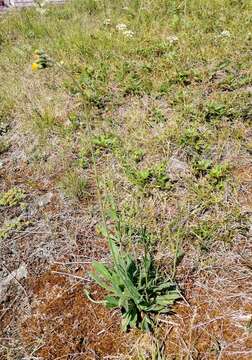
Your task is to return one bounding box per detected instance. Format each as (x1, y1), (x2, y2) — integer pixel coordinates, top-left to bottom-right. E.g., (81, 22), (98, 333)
(85, 235), (181, 332)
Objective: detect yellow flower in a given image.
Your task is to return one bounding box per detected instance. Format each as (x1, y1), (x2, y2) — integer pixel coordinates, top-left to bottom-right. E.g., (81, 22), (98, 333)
(32, 62), (39, 71)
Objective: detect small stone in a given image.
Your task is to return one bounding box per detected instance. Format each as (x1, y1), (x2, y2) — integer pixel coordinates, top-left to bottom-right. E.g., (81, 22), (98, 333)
(0, 263), (28, 301)
(166, 157), (190, 181)
(35, 192), (53, 208)
(213, 70), (227, 82)
(28, 192), (53, 216)
(245, 86), (252, 94)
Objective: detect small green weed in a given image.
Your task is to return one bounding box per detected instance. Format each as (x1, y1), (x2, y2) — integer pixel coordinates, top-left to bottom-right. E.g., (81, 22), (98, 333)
(180, 127), (207, 155)
(119, 62), (152, 96)
(123, 73), (146, 96)
(66, 112), (82, 130)
(246, 141), (252, 154)
(208, 163), (230, 183)
(159, 82), (170, 95)
(218, 73), (251, 91)
(92, 133), (120, 151)
(204, 92), (252, 123)
(130, 148), (145, 163)
(171, 71), (191, 86)
(170, 69), (202, 86)
(151, 163), (171, 190)
(126, 163), (171, 190)
(83, 0), (99, 14)
(191, 180), (225, 208)
(204, 102), (228, 122)
(78, 65), (110, 108)
(193, 159), (213, 176)
(0, 188), (26, 207)
(0, 217), (30, 241)
(0, 98), (13, 129)
(127, 168), (152, 187)
(192, 158), (230, 183)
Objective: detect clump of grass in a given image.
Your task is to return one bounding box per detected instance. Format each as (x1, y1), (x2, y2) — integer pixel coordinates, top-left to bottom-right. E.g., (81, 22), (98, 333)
(59, 170), (88, 200)
(151, 108), (166, 124)
(190, 222), (217, 252)
(77, 148), (90, 169)
(32, 109), (59, 138)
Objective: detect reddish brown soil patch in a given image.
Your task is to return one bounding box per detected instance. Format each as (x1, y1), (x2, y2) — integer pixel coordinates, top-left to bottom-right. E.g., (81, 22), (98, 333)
(164, 246), (252, 359)
(233, 165), (252, 183)
(233, 165), (252, 209)
(20, 271), (128, 360)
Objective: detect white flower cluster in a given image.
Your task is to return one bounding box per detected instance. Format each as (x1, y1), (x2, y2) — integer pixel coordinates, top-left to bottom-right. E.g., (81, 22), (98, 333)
(123, 30), (135, 38)
(220, 30), (231, 38)
(116, 23), (127, 31)
(103, 18), (111, 26)
(167, 35), (178, 44)
(103, 20), (135, 38)
(116, 23), (135, 38)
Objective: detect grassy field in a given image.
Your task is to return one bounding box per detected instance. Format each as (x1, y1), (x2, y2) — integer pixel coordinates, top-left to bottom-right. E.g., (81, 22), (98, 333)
(0, 0), (252, 359)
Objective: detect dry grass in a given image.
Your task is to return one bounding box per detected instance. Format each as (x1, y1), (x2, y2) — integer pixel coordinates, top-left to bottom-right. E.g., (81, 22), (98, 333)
(0, 0), (252, 359)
